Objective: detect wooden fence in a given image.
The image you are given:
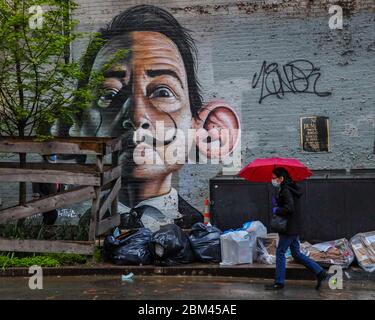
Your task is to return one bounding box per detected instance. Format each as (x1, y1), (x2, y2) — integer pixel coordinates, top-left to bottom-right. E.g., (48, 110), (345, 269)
(0, 136), (123, 255)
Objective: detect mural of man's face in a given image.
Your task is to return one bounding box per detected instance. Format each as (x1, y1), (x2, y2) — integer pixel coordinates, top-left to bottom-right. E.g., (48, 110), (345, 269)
(86, 31), (192, 181)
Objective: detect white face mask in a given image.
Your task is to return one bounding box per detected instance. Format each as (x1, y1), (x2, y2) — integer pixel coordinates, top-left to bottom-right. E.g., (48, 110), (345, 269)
(271, 179), (281, 188)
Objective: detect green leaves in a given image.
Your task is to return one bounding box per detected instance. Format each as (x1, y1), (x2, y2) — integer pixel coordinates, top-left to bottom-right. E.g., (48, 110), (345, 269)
(0, 255), (60, 268)
(0, 252), (87, 269)
(0, 0), (103, 137)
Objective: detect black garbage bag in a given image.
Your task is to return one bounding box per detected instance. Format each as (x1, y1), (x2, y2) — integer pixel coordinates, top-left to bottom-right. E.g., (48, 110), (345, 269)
(151, 224), (194, 266)
(103, 228), (153, 265)
(119, 205), (166, 229)
(189, 222), (222, 262)
(119, 208), (144, 229)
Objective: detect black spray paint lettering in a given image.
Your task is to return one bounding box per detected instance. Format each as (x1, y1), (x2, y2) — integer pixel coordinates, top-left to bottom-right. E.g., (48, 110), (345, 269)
(252, 59), (331, 103)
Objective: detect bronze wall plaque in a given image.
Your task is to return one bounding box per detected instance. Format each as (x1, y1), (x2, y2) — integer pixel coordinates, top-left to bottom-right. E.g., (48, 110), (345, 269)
(300, 116), (330, 152)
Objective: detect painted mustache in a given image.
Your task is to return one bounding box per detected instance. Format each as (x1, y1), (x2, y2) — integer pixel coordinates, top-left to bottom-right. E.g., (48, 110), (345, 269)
(122, 113), (177, 148)
(134, 131), (176, 147)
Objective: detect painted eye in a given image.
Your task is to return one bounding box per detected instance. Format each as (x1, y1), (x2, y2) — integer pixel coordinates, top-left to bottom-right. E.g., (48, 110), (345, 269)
(97, 88), (119, 108)
(150, 87), (175, 99)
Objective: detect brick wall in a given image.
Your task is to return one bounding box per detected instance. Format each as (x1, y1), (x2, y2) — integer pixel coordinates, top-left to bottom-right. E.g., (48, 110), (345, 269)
(1, 0), (374, 212)
(72, 0), (375, 211)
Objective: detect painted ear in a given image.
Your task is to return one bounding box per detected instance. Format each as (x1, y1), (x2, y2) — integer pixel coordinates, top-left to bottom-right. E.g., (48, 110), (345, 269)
(193, 100), (240, 159)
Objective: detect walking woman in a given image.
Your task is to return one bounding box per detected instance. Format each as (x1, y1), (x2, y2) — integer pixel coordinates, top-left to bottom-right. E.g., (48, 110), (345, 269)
(265, 167), (327, 290)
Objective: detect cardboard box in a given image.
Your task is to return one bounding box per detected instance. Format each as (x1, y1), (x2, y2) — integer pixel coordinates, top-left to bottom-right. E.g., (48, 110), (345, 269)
(350, 231), (375, 272)
(300, 238), (354, 268)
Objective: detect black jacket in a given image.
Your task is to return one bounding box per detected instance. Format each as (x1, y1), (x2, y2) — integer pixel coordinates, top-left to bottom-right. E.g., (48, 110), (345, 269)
(274, 182), (302, 235)
(174, 195), (204, 229)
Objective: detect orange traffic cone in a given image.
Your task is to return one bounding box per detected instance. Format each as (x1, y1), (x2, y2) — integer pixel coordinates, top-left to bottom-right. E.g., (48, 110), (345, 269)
(204, 198), (210, 225)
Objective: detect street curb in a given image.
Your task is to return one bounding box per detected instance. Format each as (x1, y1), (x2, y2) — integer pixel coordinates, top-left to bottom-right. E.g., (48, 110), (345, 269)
(2, 263), (373, 281)
(0, 265), (314, 280)
(1, 262), (373, 280)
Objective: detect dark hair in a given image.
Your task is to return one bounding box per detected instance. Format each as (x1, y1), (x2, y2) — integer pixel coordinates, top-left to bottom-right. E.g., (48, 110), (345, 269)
(80, 5), (203, 118)
(272, 167), (293, 185)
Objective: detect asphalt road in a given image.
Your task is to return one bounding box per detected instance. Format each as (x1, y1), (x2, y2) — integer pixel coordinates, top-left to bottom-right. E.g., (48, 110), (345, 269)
(1, 275), (374, 300)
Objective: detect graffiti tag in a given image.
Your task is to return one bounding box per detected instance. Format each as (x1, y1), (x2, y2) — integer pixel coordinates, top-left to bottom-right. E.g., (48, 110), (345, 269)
(252, 59), (331, 103)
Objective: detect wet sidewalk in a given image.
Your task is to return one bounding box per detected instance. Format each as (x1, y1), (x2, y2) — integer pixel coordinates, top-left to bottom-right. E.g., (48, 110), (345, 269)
(1, 275), (374, 300)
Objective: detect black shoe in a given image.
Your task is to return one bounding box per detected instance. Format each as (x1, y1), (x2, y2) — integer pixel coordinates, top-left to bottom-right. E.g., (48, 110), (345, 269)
(315, 270), (327, 290)
(265, 283), (284, 290)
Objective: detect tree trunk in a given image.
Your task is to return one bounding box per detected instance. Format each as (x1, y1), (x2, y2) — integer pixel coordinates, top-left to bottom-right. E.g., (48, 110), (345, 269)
(16, 151), (27, 228)
(17, 124), (27, 227)
(18, 152), (27, 206)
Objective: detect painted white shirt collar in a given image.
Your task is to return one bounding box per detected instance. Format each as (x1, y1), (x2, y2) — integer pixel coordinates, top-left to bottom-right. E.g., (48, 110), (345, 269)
(117, 188), (182, 232)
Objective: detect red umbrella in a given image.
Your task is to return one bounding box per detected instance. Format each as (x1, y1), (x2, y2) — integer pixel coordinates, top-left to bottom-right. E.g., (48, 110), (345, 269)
(239, 157), (312, 182)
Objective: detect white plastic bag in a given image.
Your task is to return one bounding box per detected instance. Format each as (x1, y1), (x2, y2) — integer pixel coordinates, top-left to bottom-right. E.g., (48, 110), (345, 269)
(256, 233), (279, 265)
(242, 221), (267, 235)
(242, 221), (267, 261)
(220, 231), (252, 266)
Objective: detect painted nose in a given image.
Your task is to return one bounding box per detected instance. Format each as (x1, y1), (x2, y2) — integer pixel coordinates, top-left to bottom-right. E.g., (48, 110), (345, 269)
(141, 123), (150, 129)
(132, 119), (154, 145)
(121, 99), (150, 131)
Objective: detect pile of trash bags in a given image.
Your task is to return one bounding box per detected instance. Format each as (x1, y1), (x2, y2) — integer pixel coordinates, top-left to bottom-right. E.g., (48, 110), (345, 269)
(103, 219), (375, 273)
(103, 222), (222, 266)
(103, 220), (266, 267)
